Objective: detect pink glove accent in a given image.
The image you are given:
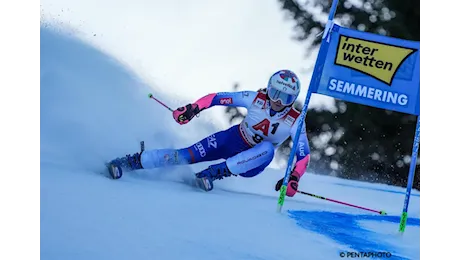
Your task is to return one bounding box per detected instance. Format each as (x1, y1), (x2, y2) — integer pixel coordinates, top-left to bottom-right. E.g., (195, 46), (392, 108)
(286, 171), (300, 197)
(195, 93), (216, 110)
(172, 104), (199, 125)
(172, 110), (187, 125)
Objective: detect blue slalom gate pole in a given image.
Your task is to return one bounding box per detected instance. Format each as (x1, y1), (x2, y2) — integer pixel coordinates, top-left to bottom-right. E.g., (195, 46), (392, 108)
(399, 116), (420, 232)
(277, 0), (340, 212)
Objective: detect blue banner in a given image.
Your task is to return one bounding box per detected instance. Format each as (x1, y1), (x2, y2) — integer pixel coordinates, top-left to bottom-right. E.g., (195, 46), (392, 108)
(314, 25), (420, 115)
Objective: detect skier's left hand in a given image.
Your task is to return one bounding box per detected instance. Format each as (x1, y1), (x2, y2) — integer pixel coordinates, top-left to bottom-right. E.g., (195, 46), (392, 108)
(275, 171), (300, 197)
(173, 103), (200, 125)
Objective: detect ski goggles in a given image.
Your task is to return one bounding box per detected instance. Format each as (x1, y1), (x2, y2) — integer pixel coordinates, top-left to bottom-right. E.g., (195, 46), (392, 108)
(267, 87), (296, 106)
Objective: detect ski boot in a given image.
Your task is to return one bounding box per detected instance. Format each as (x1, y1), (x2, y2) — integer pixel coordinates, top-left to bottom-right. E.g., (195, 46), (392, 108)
(195, 161), (235, 191)
(107, 152), (143, 179)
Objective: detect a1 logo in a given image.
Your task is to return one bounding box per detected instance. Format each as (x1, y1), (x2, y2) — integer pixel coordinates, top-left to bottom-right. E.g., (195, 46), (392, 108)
(251, 119), (281, 144)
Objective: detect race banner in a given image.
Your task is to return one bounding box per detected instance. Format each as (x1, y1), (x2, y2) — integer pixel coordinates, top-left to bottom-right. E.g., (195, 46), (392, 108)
(314, 25), (420, 115)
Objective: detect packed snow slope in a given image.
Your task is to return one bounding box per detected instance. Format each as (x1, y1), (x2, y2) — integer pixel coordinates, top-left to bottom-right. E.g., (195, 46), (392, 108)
(40, 26), (420, 260)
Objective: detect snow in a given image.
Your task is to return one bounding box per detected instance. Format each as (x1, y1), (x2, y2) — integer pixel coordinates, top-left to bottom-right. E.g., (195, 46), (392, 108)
(40, 26), (420, 260)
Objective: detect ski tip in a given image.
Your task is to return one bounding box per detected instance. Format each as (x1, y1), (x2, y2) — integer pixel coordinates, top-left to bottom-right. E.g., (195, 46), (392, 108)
(195, 177), (213, 192)
(107, 163), (123, 180)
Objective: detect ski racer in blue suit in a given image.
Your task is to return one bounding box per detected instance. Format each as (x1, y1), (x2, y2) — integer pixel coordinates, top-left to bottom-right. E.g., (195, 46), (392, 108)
(107, 70), (311, 196)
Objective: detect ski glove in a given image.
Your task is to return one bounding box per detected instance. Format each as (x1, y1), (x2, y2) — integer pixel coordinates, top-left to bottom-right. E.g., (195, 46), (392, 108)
(173, 103), (201, 125)
(275, 171), (300, 197)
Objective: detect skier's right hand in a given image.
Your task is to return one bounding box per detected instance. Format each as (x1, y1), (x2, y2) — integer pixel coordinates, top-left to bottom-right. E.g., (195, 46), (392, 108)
(275, 171), (300, 197)
(173, 103), (201, 125)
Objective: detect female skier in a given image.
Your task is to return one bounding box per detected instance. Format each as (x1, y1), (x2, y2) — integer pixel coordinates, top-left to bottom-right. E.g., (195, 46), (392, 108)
(107, 69), (311, 197)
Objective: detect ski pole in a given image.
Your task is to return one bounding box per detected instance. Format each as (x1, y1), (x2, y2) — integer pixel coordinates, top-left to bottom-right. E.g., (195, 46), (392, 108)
(148, 93), (174, 112)
(297, 190), (387, 215)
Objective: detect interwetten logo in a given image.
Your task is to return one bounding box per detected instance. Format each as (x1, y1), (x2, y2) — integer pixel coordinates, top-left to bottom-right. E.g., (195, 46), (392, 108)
(335, 35), (416, 85)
